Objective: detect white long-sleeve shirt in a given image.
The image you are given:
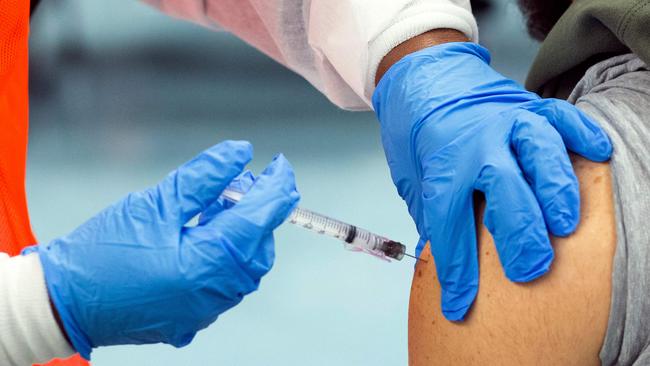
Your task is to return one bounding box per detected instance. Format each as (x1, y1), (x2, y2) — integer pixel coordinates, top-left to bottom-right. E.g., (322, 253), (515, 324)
(142, 0), (478, 110)
(0, 253), (74, 365)
(1, 2), (478, 364)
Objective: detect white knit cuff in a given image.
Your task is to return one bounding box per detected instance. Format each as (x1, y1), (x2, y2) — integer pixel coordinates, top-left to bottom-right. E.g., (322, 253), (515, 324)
(366, 5), (479, 106)
(0, 253), (75, 366)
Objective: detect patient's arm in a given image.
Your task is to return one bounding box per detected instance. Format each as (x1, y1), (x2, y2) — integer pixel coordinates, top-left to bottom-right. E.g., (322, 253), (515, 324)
(409, 157), (616, 365)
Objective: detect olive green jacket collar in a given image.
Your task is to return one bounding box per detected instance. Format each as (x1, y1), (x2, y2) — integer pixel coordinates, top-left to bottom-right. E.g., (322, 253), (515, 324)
(526, 0), (650, 98)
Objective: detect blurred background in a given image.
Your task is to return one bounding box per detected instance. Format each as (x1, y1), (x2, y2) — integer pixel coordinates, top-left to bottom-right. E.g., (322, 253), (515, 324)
(27, 1), (539, 365)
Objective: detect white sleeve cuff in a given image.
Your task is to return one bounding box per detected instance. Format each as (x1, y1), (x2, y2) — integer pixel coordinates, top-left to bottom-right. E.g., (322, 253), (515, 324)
(308, 0), (478, 109)
(366, 6), (479, 103)
(141, 0), (478, 111)
(0, 253), (75, 366)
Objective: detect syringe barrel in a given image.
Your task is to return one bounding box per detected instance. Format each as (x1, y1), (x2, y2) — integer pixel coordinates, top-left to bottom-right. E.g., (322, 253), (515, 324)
(286, 207), (405, 260)
(288, 206), (353, 242)
(221, 188), (406, 261)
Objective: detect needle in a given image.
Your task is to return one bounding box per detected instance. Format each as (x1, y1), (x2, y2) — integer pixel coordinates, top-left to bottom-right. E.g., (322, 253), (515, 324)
(404, 252), (427, 262)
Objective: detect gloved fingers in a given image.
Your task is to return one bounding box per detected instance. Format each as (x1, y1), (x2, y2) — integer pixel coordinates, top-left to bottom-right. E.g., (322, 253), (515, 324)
(201, 154), (299, 272)
(222, 154), (300, 231)
(524, 98), (612, 162)
(198, 170), (256, 225)
(240, 232), (274, 287)
(475, 156), (554, 283)
(511, 113), (580, 236)
(184, 227), (275, 300)
(228, 170), (256, 190)
(157, 140), (253, 226)
(423, 196), (480, 322)
(420, 161), (479, 321)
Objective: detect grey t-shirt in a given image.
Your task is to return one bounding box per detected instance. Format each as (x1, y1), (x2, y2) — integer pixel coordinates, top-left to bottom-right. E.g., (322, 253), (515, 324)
(567, 54), (650, 366)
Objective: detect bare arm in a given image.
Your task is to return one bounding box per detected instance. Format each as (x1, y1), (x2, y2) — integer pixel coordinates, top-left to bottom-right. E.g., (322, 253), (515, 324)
(409, 157), (615, 365)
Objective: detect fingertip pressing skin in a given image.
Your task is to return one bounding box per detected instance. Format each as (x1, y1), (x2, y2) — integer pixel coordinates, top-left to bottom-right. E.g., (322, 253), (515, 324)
(546, 206), (579, 237)
(478, 162), (555, 286)
(441, 286), (478, 321)
(503, 248), (553, 283)
(525, 99), (613, 162)
(497, 219), (554, 283)
(510, 115), (581, 237)
(434, 243), (480, 322)
(422, 183), (480, 323)
(593, 133), (614, 162)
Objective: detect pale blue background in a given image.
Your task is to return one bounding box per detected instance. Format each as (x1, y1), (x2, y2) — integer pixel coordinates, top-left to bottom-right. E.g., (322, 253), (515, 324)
(27, 1), (538, 364)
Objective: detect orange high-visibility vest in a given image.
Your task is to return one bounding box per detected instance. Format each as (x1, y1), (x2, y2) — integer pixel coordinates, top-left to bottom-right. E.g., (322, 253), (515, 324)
(1, 1), (87, 365)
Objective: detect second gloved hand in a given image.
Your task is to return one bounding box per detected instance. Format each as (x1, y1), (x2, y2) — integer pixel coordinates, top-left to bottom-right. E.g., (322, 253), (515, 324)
(373, 42), (612, 321)
(29, 141), (300, 359)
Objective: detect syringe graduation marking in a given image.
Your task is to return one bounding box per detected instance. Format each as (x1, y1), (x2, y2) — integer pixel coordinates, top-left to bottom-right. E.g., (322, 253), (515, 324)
(344, 225), (357, 244)
(220, 188), (412, 261)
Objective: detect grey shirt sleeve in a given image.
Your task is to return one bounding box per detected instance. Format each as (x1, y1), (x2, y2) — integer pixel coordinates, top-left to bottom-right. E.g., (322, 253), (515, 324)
(567, 54), (650, 366)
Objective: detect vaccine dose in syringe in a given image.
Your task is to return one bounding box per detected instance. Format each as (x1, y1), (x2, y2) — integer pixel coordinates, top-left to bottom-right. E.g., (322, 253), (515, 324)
(220, 188), (414, 262)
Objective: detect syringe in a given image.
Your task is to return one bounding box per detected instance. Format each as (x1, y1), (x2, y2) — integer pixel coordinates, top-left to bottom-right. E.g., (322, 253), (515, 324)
(220, 188), (416, 262)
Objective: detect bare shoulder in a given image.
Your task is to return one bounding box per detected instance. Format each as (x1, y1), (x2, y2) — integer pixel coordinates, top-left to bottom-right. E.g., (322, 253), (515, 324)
(409, 157), (616, 365)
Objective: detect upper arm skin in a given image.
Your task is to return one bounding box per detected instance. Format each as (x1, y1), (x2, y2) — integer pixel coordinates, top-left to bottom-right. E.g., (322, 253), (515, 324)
(409, 157), (616, 365)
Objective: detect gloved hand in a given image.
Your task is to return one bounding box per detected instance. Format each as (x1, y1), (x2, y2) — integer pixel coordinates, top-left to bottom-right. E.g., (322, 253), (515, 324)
(372, 42), (612, 321)
(28, 140), (300, 359)
(199, 170), (256, 224)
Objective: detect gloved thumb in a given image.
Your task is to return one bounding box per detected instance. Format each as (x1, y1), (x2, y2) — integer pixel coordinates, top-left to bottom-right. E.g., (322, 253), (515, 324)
(198, 154), (300, 276)
(153, 140), (253, 226)
(426, 200), (480, 322)
(198, 170), (256, 225)
(420, 160), (480, 321)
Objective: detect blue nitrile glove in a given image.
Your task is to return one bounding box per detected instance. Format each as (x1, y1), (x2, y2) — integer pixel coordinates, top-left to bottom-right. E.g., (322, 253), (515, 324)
(199, 170), (256, 224)
(28, 141), (300, 359)
(372, 43), (612, 321)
